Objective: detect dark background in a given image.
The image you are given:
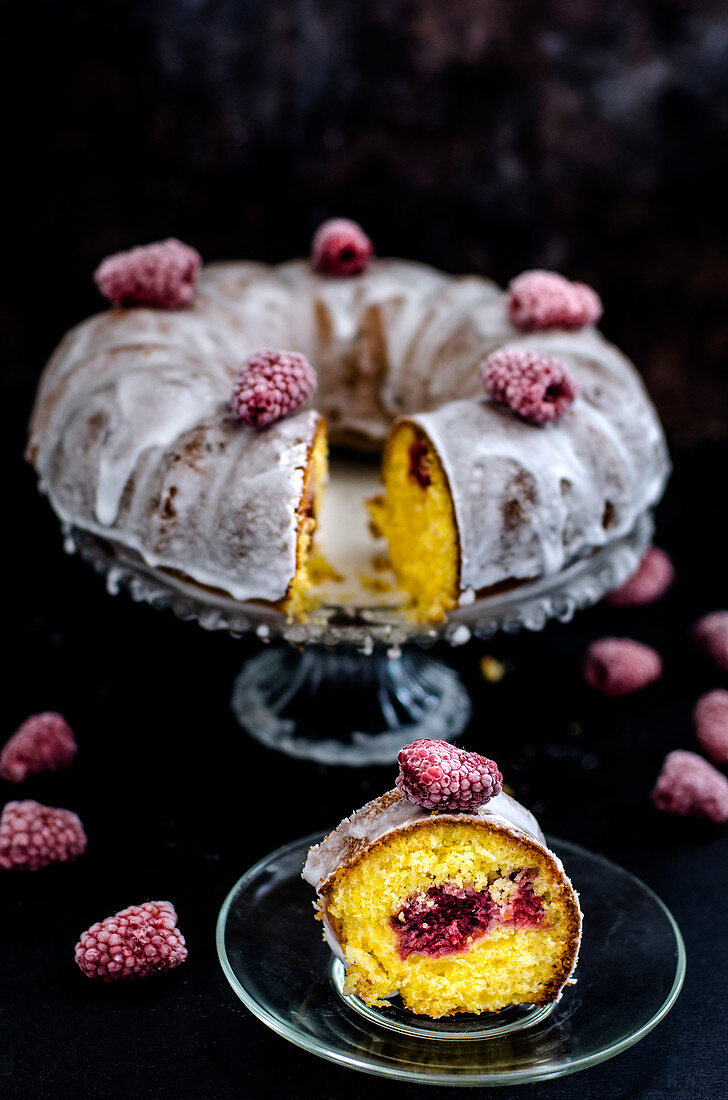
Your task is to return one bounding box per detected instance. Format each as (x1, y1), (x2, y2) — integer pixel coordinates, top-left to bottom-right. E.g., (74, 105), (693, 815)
(2, 1), (728, 1098)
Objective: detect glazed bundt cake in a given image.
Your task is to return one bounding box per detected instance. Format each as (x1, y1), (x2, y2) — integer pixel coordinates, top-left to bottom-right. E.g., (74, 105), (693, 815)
(26, 226), (669, 620)
(303, 739), (581, 1018)
(370, 329), (669, 620)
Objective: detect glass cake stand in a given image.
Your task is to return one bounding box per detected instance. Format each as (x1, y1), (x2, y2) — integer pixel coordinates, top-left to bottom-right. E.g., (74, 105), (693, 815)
(64, 456), (654, 764)
(216, 831), (685, 1087)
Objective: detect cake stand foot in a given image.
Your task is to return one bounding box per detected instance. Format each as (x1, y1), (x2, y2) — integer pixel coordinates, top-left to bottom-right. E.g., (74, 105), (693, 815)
(230, 645), (472, 765)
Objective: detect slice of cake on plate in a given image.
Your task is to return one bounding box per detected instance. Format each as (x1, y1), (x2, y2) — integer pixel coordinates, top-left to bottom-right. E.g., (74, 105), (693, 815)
(303, 739), (581, 1018)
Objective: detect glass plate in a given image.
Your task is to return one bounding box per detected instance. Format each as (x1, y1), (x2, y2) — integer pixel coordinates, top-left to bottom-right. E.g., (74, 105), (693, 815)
(216, 832), (685, 1086)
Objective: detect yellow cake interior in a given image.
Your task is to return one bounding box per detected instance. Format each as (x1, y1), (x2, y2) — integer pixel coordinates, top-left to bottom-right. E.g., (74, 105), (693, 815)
(367, 421), (460, 621)
(284, 419), (329, 617)
(322, 819), (578, 1018)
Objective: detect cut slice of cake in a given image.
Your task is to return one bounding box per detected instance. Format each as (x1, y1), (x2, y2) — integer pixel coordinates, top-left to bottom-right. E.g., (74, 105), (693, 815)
(303, 739), (581, 1018)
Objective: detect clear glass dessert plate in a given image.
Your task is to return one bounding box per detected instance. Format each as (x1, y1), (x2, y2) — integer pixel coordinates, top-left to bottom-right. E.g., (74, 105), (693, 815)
(216, 831), (685, 1087)
(63, 456), (654, 763)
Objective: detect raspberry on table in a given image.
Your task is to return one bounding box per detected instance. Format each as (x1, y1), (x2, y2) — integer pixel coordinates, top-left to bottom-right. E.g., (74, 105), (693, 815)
(0, 800), (86, 870)
(583, 637), (662, 696)
(0, 712), (77, 783)
(481, 349), (578, 425)
(651, 750), (728, 824)
(94, 238), (201, 308)
(693, 611), (728, 673)
(231, 348), (317, 429)
(311, 218), (374, 277)
(397, 739), (502, 813)
(507, 270), (603, 331)
(75, 900), (188, 981)
(606, 547), (674, 608)
(694, 689), (728, 766)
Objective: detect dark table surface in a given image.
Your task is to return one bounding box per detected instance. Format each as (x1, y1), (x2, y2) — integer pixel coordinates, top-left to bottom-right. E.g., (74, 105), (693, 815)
(2, 358), (727, 1100)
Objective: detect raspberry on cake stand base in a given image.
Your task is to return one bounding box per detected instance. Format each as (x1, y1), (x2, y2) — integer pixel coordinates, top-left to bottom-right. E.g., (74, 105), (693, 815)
(63, 455), (655, 765)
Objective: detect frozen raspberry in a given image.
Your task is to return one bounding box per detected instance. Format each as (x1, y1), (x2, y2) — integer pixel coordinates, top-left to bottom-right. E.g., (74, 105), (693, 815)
(0, 800), (86, 871)
(75, 900), (188, 981)
(606, 547), (675, 608)
(94, 238), (201, 308)
(311, 218), (373, 277)
(583, 637), (662, 696)
(482, 349), (578, 425)
(694, 690), (728, 766)
(507, 270), (603, 331)
(651, 750), (728, 824)
(231, 348), (317, 429)
(693, 611), (728, 673)
(0, 712), (77, 783)
(396, 739), (502, 813)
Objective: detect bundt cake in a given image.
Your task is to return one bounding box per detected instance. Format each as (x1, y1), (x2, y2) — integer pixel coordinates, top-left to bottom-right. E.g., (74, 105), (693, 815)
(369, 328), (669, 620)
(303, 739), (581, 1018)
(26, 229), (669, 620)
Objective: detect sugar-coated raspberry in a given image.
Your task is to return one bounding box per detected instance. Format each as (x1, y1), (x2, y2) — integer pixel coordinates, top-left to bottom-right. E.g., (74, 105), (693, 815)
(481, 349), (578, 425)
(75, 900), (188, 981)
(694, 690), (728, 766)
(0, 712), (77, 783)
(507, 270), (603, 331)
(583, 637), (662, 696)
(396, 739), (502, 813)
(94, 238), (201, 308)
(693, 611), (728, 673)
(230, 348), (317, 429)
(651, 750), (728, 824)
(0, 800), (86, 871)
(606, 547), (675, 608)
(311, 218), (374, 277)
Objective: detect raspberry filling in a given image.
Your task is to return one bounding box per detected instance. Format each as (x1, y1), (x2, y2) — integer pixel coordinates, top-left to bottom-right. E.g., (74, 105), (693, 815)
(407, 437), (432, 489)
(391, 872), (544, 959)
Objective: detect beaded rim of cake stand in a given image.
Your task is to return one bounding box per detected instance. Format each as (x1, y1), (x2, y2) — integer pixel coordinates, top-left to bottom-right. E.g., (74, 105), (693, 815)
(62, 510), (653, 650)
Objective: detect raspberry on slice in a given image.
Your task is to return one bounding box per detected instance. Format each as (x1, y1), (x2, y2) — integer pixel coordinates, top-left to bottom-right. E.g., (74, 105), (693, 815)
(694, 689), (728, 766)
(230, 347), (317, 429)
(481, 349), (578, 425)
(75, 900), (188, 981)
(583, 637), (662, 696)
(651, 750), (728, 824)
(507, 270), (603, 331)
(0, 712), (77, 783)
(0, 800), (86, 870)
(94, 238), (201, 308)
(606, 547), (674, 608)
(397, 739), (502, 813)
(311, 218), (374, 277)
(693, 611), (728, 673)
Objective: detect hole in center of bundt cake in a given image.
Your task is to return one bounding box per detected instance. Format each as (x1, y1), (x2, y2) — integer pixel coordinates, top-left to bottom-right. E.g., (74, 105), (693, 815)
(391, 872), (545, 959)
(407, 437), (432, 489)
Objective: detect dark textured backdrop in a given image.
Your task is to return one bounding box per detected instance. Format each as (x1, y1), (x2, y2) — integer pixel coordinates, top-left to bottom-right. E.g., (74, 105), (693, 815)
(4, 0), (728, 445)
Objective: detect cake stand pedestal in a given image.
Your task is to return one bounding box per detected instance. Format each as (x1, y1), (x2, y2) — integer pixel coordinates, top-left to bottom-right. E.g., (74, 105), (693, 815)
(230, 644), (471, 765)
(68, 498), (652, 765)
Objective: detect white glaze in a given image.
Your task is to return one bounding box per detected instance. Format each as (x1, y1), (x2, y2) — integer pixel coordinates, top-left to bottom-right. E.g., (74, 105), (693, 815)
(302, 788), (547, 892)
(28, 258), (669, 603)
